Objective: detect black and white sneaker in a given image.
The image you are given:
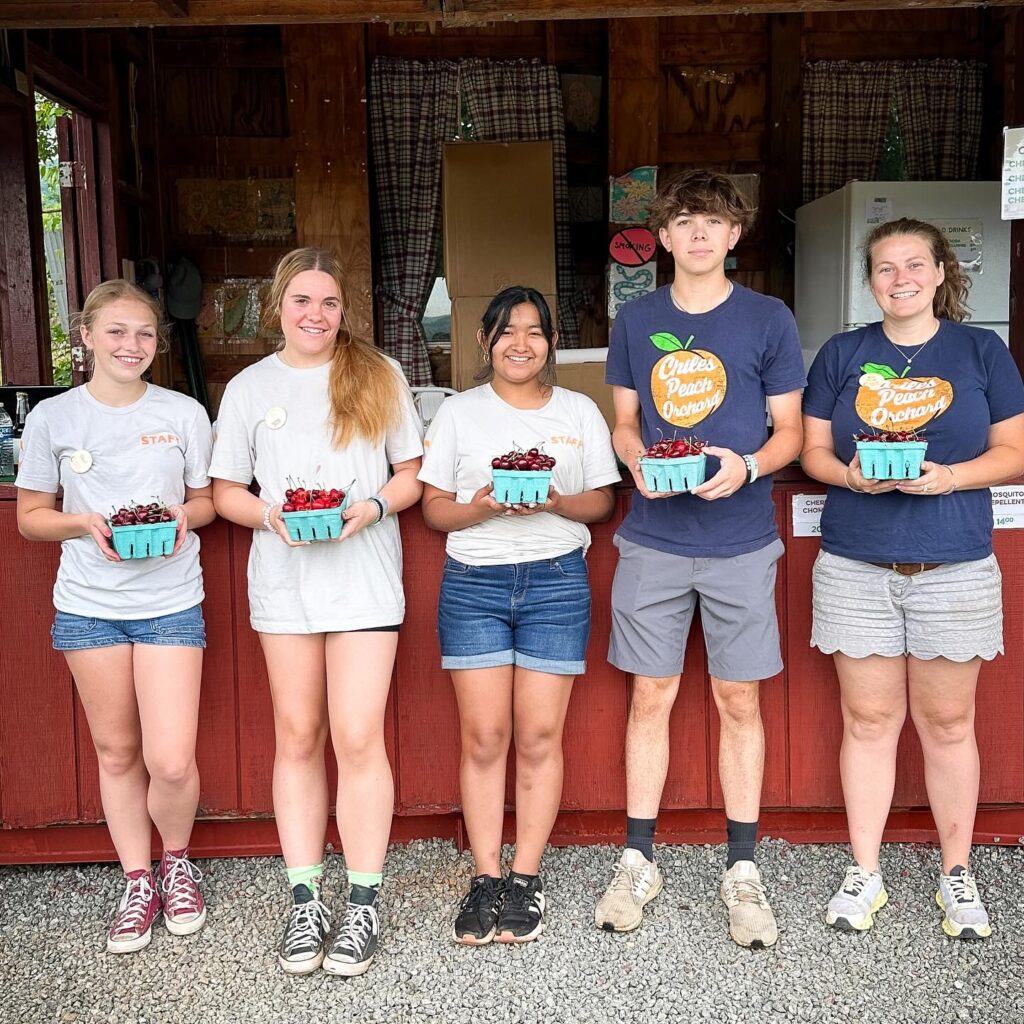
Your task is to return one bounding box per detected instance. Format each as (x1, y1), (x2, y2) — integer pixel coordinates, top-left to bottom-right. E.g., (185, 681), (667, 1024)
(495, 871), (545, 943)
(323, 888), (380, 977)
(278, 885), (331, 974)
(452, 874), (505, 945)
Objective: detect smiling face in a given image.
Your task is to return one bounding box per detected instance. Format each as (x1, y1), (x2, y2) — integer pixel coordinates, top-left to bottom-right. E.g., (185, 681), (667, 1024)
(658, 210), (741, 277)
(278, 269), (343, 364)
(81, 298), (158, 385)
(868, 234), (944, 325)
(480, 303), (556, 387)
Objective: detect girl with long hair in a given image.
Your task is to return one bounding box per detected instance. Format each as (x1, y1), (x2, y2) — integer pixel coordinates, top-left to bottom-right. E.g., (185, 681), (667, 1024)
(17, 280), (214, 953)
(210, 248), (423, 976)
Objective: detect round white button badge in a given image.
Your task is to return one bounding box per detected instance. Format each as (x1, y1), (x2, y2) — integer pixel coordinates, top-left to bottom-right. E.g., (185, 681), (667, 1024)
(265, 407), (287, 429)
(69, 449), (93, 473)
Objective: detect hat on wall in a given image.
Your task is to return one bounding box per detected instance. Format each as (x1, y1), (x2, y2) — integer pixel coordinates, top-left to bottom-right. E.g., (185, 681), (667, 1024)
(166, 257), (202, 320)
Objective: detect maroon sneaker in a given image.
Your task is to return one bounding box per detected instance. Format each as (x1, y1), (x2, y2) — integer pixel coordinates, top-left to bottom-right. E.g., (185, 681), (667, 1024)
(107, 869), (161, 953)
(159, 849), (207, 936)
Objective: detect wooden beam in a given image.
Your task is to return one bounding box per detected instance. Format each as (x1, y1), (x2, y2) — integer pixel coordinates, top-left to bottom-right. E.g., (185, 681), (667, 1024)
(282, 24), (374, 343)
(2, 0), (1020, 29)
(608, 17), (658, 177)
(153, 0), (189, 15)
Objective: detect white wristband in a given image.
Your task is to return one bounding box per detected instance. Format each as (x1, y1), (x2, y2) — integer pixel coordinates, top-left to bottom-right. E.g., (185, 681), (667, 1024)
(743, 454), (760, 484)
(262, 503), (275, 531)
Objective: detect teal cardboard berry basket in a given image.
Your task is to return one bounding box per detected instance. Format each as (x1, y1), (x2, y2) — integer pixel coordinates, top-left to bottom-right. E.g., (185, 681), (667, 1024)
(281, 493), (351, 542)
(639, 453), (707, 494)
(856, 441), (927, 480)
(492, 469), (553, 505)
(109, 520), (178, 559)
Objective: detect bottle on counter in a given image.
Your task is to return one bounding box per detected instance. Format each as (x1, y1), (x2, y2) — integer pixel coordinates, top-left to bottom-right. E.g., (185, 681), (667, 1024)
(13, 392), (28, 470)
(0, 403), (13, 481)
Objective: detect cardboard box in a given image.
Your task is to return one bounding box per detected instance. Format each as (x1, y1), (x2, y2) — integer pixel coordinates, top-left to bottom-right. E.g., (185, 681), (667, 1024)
(450, 294), (557, 393)
(554, 349), (615, 431)
(443, 142), (557, 297)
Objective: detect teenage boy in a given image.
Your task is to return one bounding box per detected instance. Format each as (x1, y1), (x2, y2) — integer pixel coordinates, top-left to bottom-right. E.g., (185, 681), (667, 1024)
(595, 170), (805, 948)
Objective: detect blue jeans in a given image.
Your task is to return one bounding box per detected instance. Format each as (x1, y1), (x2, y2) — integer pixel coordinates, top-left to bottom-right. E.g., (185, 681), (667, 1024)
(51, 604), (207, 651)
(438, 549), (591, 676)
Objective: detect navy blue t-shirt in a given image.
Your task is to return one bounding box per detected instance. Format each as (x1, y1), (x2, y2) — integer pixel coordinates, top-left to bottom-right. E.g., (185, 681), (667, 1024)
(606, 284), (806, 557)
(803, 321), (1024, 563)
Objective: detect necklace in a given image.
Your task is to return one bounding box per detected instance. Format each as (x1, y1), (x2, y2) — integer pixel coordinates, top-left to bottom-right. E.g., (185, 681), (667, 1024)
(886, 325), (939, 373)
(670, 280), (733, 314)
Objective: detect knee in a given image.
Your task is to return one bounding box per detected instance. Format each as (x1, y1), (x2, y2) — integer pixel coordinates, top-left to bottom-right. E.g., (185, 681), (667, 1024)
(333, 724), (385, 769)
(276, 720), (328, 763)
(95, 741), (143, 778)
(715, 686), (761, 729)
(146, 754), (198, 788)
(913, 706), (974, 746)
(845, 703), (905, 743)
(462, 725), (511, 768)
(630, 678), (678, 721)
(515, 725), (563, 770)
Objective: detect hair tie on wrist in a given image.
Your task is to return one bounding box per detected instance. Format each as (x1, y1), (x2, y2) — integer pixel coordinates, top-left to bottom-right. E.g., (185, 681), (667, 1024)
(262, 503), (276, 531)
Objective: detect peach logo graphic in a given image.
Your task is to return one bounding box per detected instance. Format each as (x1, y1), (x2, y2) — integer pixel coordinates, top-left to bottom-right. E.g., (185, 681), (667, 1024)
(649, 332), (727, 428)
(854, 362), (953, 431)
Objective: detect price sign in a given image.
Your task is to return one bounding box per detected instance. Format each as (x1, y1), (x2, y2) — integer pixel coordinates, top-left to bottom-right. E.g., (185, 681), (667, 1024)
(992, 485), (1024, 529)
(792, 493), (825, 537)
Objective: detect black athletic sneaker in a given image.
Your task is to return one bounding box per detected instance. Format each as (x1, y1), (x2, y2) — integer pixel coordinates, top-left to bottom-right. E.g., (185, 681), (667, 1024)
(495, 871), (545, 943)
(278, 884), (331, 975)
(452, 874), (506, 945)
(323, 888), (380, 977)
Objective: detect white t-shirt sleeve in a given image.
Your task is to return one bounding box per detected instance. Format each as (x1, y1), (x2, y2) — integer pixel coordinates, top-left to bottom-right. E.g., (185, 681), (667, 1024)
(385, 365), (425, 466)
(208, 384), (255, 485)
(417, 402), (458, 493)
(184, 404), (214, 488)
(14, 406), (59, 492)
(578, 399), (622, 490)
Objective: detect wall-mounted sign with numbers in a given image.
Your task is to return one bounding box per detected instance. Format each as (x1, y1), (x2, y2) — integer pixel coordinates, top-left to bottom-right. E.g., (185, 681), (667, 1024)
(793, 487), (1024, 538)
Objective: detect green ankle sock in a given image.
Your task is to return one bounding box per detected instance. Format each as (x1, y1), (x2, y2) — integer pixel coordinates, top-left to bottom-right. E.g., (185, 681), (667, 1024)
(347, 870), (382, 890)
(286, 863), (324, 898)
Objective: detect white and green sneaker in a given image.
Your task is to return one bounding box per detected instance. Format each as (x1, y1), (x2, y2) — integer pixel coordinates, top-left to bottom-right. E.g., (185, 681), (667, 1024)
(936, 866), (992, 940)
(825, 865), (888, 932)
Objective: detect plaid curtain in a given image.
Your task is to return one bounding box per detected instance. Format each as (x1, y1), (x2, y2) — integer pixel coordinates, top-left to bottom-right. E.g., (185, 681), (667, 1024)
(459, 59), (580, 348)
(802, 62), (893, 204)
(802, 60), (985, 204)
(370, 58), (460, 386)
(893, 60), (984, 181)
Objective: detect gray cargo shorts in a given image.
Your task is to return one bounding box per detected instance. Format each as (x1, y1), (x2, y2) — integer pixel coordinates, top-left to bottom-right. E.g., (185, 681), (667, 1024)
(608, 535), (784, 682)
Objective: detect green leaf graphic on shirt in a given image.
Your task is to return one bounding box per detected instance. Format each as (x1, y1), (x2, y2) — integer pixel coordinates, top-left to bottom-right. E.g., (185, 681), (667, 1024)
(860, 362), (899, 380)
(651, 332), (695, 353)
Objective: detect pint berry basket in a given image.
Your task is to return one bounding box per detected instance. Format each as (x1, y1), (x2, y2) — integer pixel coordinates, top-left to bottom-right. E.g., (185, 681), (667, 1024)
(281, 493), (351, 542)
(638, 453), (707, 494)
(492, 469), (553, 505)
(856, 441), (928, 481)
(109, 521), (178, 559)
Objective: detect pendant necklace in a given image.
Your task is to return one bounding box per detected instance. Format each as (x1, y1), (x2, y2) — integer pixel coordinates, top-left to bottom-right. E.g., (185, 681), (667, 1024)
(670, 280), (733, 314)
(887, 326), (938, 375)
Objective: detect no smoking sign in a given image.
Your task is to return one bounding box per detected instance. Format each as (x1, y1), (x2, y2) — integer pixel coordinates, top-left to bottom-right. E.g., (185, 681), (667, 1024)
(609, 227), (657, 266)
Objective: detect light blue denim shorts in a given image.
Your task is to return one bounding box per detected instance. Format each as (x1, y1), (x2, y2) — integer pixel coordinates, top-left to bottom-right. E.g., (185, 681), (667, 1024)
(51, 604), (207, 651)
(438, 548), (591, 676)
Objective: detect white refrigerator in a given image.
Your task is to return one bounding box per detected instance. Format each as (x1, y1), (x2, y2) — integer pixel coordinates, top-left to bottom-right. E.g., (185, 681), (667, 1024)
(794, 180), (1009, 370)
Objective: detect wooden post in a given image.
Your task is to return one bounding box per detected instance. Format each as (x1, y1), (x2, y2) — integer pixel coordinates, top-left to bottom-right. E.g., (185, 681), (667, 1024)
(608, 18), (659, 175)
(765, 13), (801, 307)
(282, 24), (374, 344)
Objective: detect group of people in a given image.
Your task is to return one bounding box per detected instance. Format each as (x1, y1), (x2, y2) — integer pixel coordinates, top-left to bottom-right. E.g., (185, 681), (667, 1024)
(15, 169), (1024, 975)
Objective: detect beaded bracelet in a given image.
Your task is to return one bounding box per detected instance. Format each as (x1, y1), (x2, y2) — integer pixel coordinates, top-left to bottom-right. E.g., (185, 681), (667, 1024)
(262, 503), (276, 531)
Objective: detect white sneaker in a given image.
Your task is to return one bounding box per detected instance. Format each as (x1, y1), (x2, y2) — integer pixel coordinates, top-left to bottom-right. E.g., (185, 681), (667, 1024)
(594, 848), (663, 932)
(825, 865), (887, 932)
(720, 861), (777, 949)
(936, 867), (992, 940)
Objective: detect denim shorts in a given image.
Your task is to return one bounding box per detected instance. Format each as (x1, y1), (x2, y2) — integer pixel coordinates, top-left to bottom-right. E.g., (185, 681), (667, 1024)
(438, 548), (591, 676)
(51, 604), (207, 652)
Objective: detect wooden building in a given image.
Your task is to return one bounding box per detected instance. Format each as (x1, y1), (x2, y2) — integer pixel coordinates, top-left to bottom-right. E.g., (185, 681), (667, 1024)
(1, 1), (1023, 863)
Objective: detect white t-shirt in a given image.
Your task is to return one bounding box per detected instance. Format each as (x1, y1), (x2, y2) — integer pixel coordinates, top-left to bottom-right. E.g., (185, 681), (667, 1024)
(16, 384), (212, 619)
(208, 352), (423, 633)
(418, 384), (620, 565)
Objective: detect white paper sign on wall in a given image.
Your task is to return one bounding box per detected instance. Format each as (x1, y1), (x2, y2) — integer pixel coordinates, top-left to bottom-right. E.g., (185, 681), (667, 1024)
(1001, 126), (1024, 221)
(992, 484), (1024, 530)
(791, 493), (826, 537)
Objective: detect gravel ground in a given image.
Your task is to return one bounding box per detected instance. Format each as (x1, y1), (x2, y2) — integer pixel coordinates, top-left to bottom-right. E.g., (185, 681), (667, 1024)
(2, 839), (1023, 1024)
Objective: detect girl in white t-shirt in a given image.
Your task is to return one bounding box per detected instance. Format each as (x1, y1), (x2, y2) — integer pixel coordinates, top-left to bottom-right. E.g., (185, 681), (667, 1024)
(419, 287), (620, 945)
(210, 248), (423, 977)
(17, 280), (215, 954)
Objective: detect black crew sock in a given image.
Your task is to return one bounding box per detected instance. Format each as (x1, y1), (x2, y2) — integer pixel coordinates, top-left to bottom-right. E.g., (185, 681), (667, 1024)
(626, 817), (657, 862)
(349, 883), (379, 906)
(726, 818), (758, 868)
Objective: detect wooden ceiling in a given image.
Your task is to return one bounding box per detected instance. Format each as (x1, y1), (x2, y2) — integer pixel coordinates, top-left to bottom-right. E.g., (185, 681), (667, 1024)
(0, 0), (1019, 29)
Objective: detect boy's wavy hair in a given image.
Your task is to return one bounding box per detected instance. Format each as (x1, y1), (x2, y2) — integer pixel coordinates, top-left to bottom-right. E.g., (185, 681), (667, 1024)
(647, 169), (757, 237)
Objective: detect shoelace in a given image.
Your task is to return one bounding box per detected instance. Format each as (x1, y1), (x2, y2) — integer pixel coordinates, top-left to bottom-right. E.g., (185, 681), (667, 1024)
(333, 904), (377, 957)
(111, 875), (157, 937)
(283, 900), (331, 956)
(161, 854), (203, 915)
(726, 876), (769, 906)
(611, 862), (650, 900)
(945, 873), (980, 905)
(459, 878), (503, 915)
(840, 867), (874, 898)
